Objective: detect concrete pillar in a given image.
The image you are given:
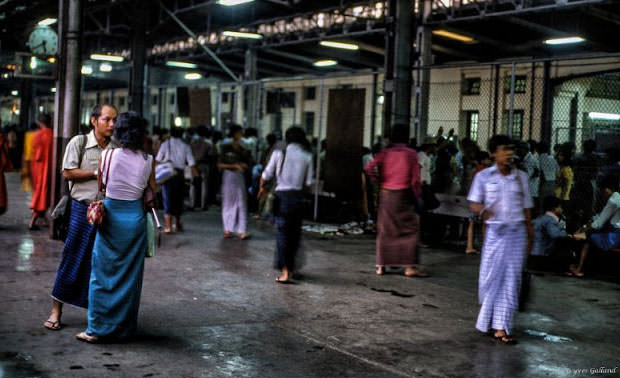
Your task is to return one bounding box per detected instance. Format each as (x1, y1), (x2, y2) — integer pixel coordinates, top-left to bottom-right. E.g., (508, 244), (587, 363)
(244, 48), (258, 130)
(382, 0), (396, 137)
(51, 0), (82, 239)
(130, 0), (147, 115)
(392, 0), (413, 135)
(413, 0), (431, 142)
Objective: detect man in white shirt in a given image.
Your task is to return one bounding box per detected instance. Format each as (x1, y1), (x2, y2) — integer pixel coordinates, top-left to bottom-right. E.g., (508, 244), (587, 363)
(468, 135), (534, 345)
(537, 142), (559, 201)
(568, 178), (620, 277)
(156, 128), (198, 233)
(259, 126), (313, 284)
(418, 138), (435, 186)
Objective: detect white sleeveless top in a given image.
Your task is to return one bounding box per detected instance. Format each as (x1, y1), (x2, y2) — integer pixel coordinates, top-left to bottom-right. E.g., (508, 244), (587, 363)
(101, 148), (153, 201)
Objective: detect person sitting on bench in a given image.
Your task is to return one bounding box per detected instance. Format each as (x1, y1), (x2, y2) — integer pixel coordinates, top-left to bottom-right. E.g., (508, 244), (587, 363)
(568, 178), (620, 277)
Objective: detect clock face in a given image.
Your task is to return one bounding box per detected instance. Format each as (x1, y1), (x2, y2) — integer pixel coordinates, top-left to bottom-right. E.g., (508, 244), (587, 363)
(28, 26), (58, 55)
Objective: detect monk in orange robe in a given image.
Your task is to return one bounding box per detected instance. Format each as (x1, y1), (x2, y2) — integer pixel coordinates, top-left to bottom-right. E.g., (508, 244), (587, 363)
(29, 114), (54, 230)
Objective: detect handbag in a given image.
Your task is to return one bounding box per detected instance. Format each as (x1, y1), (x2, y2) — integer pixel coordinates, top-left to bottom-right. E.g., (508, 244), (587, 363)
(155, 139), (176, 184)
(52, 135), (87, 240)
(86, 149), (114, 225)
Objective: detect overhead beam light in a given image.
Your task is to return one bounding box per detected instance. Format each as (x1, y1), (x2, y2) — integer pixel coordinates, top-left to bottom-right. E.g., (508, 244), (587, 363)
(99, 63), (113, 72)
(588, 112), (620, 121)
(544, 36), (585, 45)
(167, 61), (198, 69)
(51, 87), (56, 93)
(432, 29), (475, 43)
(184, 72), (202, 80)
(217, 0), (254, 6)
(90, 53), (124, 62)
(11, 90), (18, 96)
(319, 41), (359, 50)
(37, 18), (57, 26)
(222, 31), (263, 40)
(313, 59), (338, 67)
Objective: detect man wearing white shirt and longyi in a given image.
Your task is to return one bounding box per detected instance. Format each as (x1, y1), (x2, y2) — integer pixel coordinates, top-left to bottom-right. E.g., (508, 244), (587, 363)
(259, 126), (314, 284)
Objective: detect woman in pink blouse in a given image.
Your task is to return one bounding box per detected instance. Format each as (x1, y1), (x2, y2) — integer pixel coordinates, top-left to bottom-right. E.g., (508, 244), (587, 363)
(364, 124), (428, 277)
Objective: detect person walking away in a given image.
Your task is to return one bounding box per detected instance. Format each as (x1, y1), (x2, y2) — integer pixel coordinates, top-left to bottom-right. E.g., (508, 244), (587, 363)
(572, 140), (598, 225)
(44, 104), (118, 331)
(555, 148), (574, 215)
(156, 127), (198, 233)
(468, 135), (534, 345)
(522, 142), (540, 215)
(219, 124), (252, 239)
(537, 142), (559, 205)
(75, 112), (155, 343)
(190, 125), (215, 211)
(28, 114), (54, 230)
(0, 130), (13, 216)
(365, 124), (427, 278)
(259, 127), (313, 283)
(20, 122), (39, 191)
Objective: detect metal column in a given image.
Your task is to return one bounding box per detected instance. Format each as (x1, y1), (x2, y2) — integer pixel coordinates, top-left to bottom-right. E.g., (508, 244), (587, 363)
(313, 79), (325, 221)
(130, 0), (147, 114)
(382, 0), (396, 137)
(391, 0), (414, 132)
(541, 61), (553, 144)
(245, 48), (259, 130)
(51, 0), (82, 239)
(414, 0), (431, 142)
(507, 62), (516, 138)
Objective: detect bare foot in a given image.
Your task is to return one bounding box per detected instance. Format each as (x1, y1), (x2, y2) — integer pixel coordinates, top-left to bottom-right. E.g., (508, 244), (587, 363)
(75, 332), (100, 343)
(376, 266), (385, 275)
(223, 231), (233, 239)
(404, 267), (429, 277)
(239, 233), (251, 240)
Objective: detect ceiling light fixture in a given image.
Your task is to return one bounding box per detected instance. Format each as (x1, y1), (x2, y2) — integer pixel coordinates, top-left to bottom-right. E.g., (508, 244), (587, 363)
(588, 112), (620, 121)
(51, 87), (56, 93)
(90, 53), (124, 62)
(319, 41), (359, 50)
(313, 59), (338, 67)
(184, 72), (202, 80)
(544, 36), (585, 45)
(37, 18), (57, 26)
(99, 63), (113, 72)
(217, 0), (254, 6)
(167, 61), (198, 69)
(11, 90), (18, 96)
(81, 65), (93, 75)
(432, 29), (475, 43)
(222, 31), (263, 39)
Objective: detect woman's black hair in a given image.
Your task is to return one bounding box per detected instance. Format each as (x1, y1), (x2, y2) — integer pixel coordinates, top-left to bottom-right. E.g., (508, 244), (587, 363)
(285, 126), (307, 148)
(487, 135), (514, 153)
(227, 123), (243, 138)
(390, 123), (409, 144)
(114, 111), (146, 151)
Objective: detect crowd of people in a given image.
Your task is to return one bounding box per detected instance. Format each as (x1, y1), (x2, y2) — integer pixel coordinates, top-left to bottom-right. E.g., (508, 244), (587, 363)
(1, 109), (619, 347)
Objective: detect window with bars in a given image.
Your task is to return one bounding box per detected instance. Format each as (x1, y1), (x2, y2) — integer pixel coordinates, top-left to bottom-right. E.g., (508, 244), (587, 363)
(503, 110), (524, 139)
(462, 78), (481, 95)
(504, 75), (527, 93)
(465, 110), (479, 142)
(304, 87), (316, 100)
(304, 111), (315, 135)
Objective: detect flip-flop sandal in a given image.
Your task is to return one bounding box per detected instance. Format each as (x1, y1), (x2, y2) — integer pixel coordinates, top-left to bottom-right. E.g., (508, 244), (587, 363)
(223, 232), (233, 239)
(75, 332), (100, 343)
(404, 271), (430, 278)
(239, 233), (251, 240)
(43, 319), (61, 331)
(494, 335), (517, 345)
(275, 277), (294, 284)
(465, 249), (478, 255)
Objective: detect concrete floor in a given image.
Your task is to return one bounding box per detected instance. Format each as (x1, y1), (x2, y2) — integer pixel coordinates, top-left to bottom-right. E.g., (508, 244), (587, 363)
(1, 172), (620, 378)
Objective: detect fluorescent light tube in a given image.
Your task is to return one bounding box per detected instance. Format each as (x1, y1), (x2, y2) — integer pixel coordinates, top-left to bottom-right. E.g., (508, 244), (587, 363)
(167, 61), (198, 69)
(588, 112), (620, 121)
(222, 31), (263, 39)
(313, 59), (338, 67)
(217, 0), (254, 6)
(319, 41), (359, 50)
(432, 29), (475, 43)
(38, 18), (57, 26)
(90, 54), (124, 62)
(184, 73), (202, 80)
